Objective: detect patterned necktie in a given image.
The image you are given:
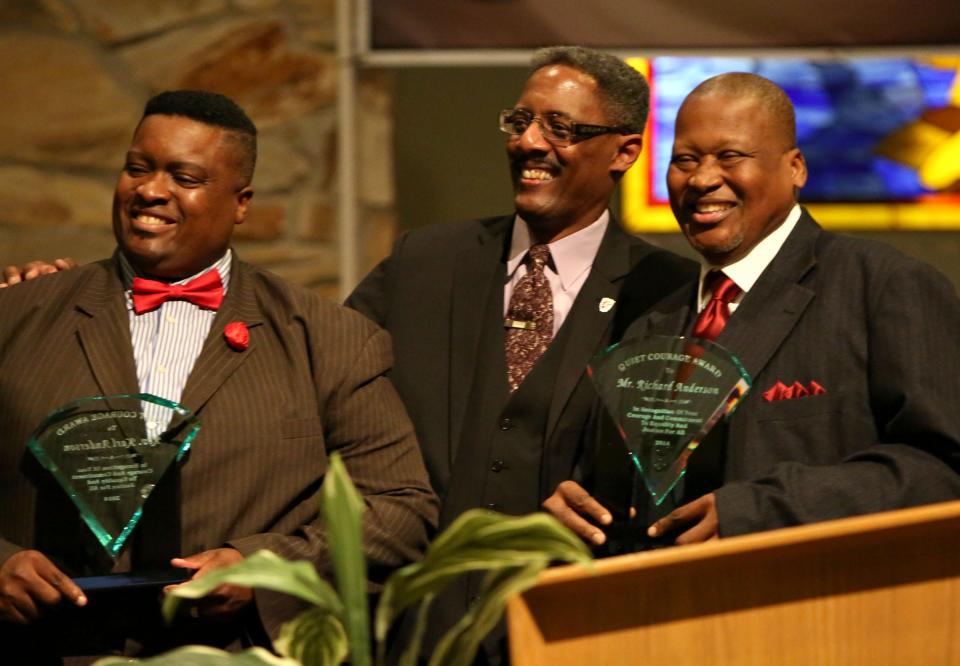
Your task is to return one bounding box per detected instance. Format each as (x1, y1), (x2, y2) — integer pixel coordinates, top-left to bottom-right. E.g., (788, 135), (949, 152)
(132, 270), (224, 315)
(691, 271), (741, 342)
(505, 244), (554, 392)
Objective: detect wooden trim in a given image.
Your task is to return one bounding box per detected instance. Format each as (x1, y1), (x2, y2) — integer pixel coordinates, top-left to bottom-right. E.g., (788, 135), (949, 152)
(508, 501), (960, 665)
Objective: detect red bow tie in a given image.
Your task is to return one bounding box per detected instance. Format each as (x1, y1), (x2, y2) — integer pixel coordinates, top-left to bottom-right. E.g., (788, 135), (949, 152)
(132, 270), (224, 315)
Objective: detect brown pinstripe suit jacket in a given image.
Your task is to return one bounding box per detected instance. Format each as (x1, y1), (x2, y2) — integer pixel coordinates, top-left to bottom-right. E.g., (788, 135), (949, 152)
(0, 253), (438, 645)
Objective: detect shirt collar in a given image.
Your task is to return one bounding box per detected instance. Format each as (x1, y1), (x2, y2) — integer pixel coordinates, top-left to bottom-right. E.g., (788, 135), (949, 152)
(506, 211), (609, 290)
(698, 204), (801, 302)
(121, 250), (233, 311)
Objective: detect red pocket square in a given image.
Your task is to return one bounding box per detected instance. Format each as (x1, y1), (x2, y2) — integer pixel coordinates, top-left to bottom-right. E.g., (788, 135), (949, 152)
(762, 381), (788, 402)
(762, 380), (826, 402)
(808, 380), (826, 395)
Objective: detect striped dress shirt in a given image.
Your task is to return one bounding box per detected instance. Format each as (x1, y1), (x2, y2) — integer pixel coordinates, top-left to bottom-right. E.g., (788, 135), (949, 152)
(120, 252), (231, 430)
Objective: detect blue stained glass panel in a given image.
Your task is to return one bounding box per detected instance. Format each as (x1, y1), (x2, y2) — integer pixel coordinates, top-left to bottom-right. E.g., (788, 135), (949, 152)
(649, 57), (959, 203)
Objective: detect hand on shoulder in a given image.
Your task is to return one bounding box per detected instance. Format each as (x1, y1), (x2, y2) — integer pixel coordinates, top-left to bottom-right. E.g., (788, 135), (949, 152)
(0, 259), (77, 288)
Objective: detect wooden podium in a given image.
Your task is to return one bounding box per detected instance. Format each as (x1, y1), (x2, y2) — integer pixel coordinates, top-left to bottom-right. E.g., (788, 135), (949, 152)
(507, 501), (960, 665)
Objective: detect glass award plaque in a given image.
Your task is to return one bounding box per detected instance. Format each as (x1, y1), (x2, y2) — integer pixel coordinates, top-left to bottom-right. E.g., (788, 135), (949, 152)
(26, 394), (200, 564)
(587, 335), (751, 551)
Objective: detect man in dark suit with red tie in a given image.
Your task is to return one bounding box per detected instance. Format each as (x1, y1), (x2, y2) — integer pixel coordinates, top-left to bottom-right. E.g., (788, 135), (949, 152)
(544, 72), (960, 546)
(0, 90), (437, 660)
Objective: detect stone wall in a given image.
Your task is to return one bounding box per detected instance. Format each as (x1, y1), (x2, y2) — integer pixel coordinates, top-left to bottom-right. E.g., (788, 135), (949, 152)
(0, 0), (395, 298)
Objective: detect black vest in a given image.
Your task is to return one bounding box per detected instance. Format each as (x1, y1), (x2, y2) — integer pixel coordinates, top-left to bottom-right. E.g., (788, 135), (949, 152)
(439, 266), (579, 528)
(428, 259), (582, 666)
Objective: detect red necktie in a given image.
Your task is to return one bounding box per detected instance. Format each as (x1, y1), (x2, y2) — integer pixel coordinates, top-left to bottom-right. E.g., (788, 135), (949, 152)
(132, 270), (224, 315)
(691, 271), (741, 342)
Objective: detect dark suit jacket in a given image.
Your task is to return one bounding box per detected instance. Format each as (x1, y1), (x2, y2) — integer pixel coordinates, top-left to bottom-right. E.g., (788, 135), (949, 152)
(0, 254), (438, 653)
(346, 214), (696, 512)
(346, 214), (694, 663)
(621, 210), (960, 535)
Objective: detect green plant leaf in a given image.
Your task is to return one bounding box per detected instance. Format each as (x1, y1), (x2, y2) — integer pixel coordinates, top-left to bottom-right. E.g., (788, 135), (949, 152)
(94, 646), (299, 665)
(428, 559), (548, 666)
(322, 452), (370, 666)
(275, 607), (348, 666)
(376, 510), (591, 643)
(163, 549), (343, 624)
(395, 591), (435, 666)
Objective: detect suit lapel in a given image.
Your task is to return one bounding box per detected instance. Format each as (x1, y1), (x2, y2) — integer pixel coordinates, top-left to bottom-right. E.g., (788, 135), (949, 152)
(179, 258), (264, 414)
(544, 221), (634, 442)
(74, 258), (139, 396)
(447, 217), (512, 463)
(716, 212), (820, 382)
(630, 284), (695, 342)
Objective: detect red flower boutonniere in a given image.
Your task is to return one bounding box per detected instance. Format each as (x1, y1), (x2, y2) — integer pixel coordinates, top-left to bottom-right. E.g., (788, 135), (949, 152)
(224, 321), (249, 351)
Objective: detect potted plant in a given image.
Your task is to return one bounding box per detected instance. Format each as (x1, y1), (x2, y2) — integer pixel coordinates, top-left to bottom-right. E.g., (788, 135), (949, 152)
(97, 453), (591, 666)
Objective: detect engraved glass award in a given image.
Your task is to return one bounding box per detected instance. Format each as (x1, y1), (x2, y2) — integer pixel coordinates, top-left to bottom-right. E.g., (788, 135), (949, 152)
(26, 394), (200, 571)
(587, 335), (751, 551)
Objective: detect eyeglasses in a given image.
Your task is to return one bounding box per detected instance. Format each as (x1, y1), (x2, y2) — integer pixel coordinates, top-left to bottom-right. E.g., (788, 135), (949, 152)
(499, 108), (629, 146)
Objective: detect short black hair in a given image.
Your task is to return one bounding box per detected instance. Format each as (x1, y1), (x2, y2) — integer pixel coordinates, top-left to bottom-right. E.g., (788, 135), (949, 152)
(529, 46), (650, 134)
(141, 90), (258, 186)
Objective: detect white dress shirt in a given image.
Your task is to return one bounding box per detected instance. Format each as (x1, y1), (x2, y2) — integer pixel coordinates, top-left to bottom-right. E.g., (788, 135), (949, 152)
(697, 204), (802, 312)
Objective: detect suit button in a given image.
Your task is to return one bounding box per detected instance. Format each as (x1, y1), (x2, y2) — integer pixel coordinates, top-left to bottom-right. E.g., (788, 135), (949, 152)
(486, 503), (500, 511)
(490, 459), (506, 472)
(499, 417), (512, 430)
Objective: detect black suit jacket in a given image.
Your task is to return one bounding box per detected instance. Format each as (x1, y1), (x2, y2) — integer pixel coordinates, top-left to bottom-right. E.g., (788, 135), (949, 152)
(622, 210), (960, 535)
(347, 215), (694, 664)
(347, 214), (696, 509)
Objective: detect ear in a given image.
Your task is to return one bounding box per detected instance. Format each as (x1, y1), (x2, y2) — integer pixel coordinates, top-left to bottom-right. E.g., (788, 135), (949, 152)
(234, 187), (254, 225)
(788, 148), (807, 189)
(610, 134), (644, 175)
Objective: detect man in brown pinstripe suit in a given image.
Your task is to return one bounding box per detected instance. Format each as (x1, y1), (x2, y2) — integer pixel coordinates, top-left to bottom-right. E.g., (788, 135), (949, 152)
(0, 90), (437, 660)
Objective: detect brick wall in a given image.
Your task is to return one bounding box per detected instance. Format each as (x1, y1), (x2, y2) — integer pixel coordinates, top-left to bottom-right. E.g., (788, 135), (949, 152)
(0, 0), (395, 298)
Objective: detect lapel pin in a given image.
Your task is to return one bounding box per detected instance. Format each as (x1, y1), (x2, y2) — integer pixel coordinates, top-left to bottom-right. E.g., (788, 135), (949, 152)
(598, 297), (616, 313)
(224, 321), (250, 351)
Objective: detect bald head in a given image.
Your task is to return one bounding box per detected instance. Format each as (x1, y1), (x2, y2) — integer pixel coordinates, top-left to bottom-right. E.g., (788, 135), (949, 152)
(667, 72), (807, 266)
(685, 72), (797, 151)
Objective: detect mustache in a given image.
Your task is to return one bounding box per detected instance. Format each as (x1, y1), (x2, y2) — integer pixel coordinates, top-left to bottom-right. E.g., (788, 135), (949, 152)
(511, 158), (560, 171)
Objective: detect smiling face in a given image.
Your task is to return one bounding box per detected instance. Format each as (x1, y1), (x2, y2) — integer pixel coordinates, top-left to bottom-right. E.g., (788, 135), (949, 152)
(667, 93), (807, 266)
(507, 64), (643, 243)
(112, 114), (253, 279)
